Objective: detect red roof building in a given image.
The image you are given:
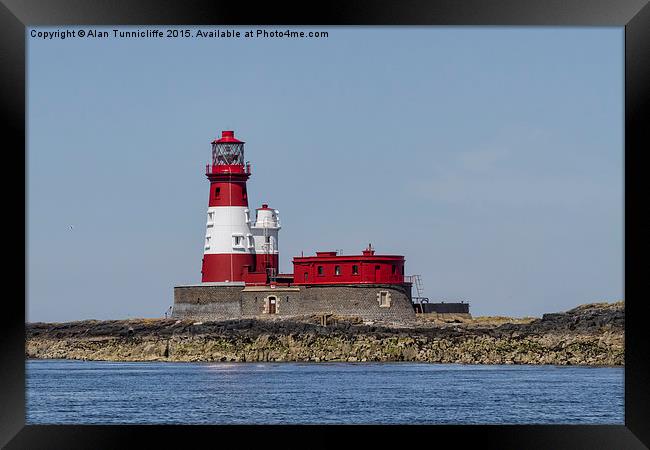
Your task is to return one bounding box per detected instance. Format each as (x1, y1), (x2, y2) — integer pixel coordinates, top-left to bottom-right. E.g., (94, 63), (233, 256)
(292, 245), (405, 285)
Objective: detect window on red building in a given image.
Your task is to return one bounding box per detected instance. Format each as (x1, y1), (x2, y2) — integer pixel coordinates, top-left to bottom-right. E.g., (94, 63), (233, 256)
(352, 265), (359, 275)
(317, 266), (323, 276)
(392, 264), (396, 274)
(335, 266), (340, 276)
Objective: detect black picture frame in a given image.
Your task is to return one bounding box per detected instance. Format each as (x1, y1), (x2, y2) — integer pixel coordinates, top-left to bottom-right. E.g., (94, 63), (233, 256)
(2, 1), (648, 448)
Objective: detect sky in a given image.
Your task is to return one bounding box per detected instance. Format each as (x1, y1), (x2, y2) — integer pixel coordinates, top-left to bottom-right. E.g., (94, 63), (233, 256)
(27, 26), (623, 322)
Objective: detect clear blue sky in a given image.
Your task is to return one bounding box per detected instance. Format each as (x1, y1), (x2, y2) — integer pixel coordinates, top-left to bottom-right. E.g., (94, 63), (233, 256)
(27, 27), (623, 322)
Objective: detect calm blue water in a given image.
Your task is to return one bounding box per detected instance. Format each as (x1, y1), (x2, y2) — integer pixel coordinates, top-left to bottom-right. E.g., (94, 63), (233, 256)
(26, 360), (623, 424)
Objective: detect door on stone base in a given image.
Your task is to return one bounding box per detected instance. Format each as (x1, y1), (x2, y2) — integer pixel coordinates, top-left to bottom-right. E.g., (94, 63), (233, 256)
(268, 296), (277, 314)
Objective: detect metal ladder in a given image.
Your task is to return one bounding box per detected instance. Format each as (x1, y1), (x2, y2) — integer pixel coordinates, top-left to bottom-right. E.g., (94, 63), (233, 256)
(413, 275), (425, 298)
(410, 275), (429, 311)
(261, 218), (277, 282)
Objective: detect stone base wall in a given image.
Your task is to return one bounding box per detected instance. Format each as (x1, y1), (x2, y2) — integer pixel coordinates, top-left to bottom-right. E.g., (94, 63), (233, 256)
(173, 285), (243, 321)
(241, 287), (302, 317)
(297, 284), (414, 321)
(173, 283), (415, 322)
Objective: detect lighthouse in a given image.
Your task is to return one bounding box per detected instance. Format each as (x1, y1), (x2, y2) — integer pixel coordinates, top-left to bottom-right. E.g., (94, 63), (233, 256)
(251, 203), (281, 277)
(201, 130), (256, 282)
(174, 127), (431, 322)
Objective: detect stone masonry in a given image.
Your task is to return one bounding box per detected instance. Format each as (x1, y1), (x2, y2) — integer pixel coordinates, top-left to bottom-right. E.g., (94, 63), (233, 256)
(173, 283), (415, 322)
(172, 283), (245, 321)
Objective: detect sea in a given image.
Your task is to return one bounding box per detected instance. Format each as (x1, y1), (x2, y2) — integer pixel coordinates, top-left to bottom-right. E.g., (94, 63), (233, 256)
(26, 360), (624, 425)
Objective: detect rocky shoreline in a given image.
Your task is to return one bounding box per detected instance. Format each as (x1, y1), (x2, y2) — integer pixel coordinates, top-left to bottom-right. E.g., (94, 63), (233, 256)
(26, 302), (624, 366)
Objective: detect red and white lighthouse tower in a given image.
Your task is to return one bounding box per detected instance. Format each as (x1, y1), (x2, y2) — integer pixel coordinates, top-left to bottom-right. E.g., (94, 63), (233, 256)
(201, 130), (256, 282)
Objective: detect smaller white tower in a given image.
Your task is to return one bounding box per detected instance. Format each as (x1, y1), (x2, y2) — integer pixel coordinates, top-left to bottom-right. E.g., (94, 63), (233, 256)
(251, 204), (281, 276)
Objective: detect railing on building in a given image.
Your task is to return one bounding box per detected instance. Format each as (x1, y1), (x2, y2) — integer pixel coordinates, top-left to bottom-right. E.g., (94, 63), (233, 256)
(205, 162), (251, 175)
(404, 274), (432, 308)
(404, 274), (471, 313)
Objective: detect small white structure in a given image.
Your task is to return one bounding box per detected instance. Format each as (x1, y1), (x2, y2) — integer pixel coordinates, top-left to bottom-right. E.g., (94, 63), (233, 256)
(251, 204), (281, 274)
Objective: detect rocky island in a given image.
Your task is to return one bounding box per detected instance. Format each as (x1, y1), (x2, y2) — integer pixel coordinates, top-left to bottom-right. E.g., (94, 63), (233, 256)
(26, 301), (624, 366)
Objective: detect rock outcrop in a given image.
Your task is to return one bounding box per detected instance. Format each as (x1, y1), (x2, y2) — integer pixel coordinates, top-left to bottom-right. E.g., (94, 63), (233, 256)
(25, 302), (624, 366)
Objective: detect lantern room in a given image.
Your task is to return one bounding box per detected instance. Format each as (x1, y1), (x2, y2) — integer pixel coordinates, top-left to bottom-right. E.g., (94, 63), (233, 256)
(207, 130), (250, 175)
